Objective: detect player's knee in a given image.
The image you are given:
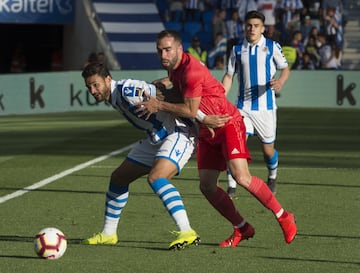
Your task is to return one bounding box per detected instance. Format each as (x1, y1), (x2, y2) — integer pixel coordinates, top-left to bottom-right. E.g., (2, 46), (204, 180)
(199, 182), (217, 196)
(234, 173), (252, 188)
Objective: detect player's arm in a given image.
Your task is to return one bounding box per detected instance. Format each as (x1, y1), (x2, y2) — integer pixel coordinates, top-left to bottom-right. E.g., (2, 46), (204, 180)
(270, 66), (290, 92)
(198, 109), (232, 128)
(152, 77), (172, 89)
(222, 73), (234, 96)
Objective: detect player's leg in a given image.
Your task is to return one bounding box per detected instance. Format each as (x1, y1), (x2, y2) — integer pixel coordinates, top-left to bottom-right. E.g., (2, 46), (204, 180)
(226, 121), (296, 244)
(148, 132), (199, 250)
(226, 110), (252, 197)
(262, 143), (278, 193)
(197, 137), (253, 248)
(228, 158), (296, 244)
(255, 109), (278, 193)
(82, 158), (149, 245)
(226, 169), (237, 198)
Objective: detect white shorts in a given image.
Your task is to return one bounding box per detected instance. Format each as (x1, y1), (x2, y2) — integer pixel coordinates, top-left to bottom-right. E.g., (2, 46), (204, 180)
(126, 132), (196, 174)
(239, 108), (277, 144)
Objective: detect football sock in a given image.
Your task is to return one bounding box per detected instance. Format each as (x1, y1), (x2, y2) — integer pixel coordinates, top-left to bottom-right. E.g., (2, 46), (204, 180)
(102, 183), (129, 236)
(265, 149), (278, 179)
(150, 178), (191, 231)
(204, 186), (244, 226)
(227, 169), (237, 188)
(248, 176), (282, 215)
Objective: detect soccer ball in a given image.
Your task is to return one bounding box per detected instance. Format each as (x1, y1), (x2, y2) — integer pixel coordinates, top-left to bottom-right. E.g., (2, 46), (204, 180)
(33, 227), (67, 259)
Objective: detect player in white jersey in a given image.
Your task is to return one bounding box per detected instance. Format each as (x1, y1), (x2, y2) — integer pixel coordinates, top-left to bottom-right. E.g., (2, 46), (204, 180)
(80, 62), (200, 250)
(222, 10), (290, 196)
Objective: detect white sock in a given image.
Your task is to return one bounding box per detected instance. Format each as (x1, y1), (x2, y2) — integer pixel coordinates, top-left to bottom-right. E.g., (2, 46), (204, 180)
(227, 171), (237, 188)
(102, 184), (129, 236)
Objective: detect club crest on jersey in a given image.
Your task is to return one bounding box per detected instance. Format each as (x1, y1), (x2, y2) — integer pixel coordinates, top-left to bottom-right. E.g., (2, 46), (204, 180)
(123, 87), (134, 96)
(263, 47), (269, 53)
(123, 86), (143, 97)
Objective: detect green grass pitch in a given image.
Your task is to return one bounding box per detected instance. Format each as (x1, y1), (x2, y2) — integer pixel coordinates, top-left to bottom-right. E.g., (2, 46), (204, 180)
(0, 108), (359, 273)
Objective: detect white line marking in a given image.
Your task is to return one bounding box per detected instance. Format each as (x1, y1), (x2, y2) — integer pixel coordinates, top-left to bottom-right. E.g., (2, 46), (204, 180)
(0, 144), (134, 204)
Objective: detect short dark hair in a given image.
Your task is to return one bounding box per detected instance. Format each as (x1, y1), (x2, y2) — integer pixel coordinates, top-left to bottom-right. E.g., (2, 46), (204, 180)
(81, 62), (111, 79)
(157, 30), (182, 44)
(245, 10), (265, 23)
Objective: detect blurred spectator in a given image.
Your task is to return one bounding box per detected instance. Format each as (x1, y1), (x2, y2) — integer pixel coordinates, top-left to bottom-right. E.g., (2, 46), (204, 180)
(212, 8), (227, 40)
(295, 52), (316, 69)
(207, 32), (227, 68)
(279, 0), (304, 31)
(323, 7), (337, 44)
(265, 24), (282, 42)
(302, 0), (321, 30)
(291, 30), (305, 68)
(84, 52), (98, 68)
(10, 43), (26, 73)
(236, 0), (258, 23)
(97, 52), (107, 68)
(304, 35), (321, 68)
(323, 6), (342, 48)
(187, 35), (208, 64)
(282, 44), (297, 69)
(287, 9), (302, 31)
(303, 26), (322, 47)
(300, 15), (313, 39)
(184, 0), (203, 21)
(318, 33), (338, 69)
(220, 0), (238, 12)
(225, 9), (244, 58)
(257, 0), (278, 28)
(168, 0), (185, 22)
(214, 54), (226, 69)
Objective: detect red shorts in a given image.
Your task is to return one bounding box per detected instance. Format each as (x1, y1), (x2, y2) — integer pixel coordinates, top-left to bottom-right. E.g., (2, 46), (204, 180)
(197, 120), (251, 171)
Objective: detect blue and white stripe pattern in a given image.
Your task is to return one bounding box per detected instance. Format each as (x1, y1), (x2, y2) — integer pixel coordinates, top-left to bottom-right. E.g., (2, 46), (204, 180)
(265, 149), (278, 170)
(105, 183), (129, 220)
(150, 178), (185, 217)
(226, 35), (288, 111)
(92, 0), (164, 69)
(280, 0), (303, 28)
(335, 5), (343, 50)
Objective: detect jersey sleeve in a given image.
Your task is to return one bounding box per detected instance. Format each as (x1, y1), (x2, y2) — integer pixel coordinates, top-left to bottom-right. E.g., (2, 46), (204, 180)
(226, 46), (237, 76)
(273, 41), (289, 69)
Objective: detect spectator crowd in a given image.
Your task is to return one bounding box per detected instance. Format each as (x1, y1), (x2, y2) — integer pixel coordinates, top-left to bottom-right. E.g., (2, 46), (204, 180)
(158, 0), (348, 70)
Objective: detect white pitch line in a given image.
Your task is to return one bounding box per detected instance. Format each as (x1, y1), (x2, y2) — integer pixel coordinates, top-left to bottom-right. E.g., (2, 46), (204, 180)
(0, 144), (134, 205)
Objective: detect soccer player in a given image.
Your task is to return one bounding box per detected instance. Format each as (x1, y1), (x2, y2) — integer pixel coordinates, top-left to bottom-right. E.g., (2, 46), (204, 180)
(137, 30), (297, 247)
(223, 10), (291, 196)
(81, 62), (201, 250)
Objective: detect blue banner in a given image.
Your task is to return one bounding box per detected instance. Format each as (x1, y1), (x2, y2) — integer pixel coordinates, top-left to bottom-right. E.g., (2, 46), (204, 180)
(0, 0), (75, 24)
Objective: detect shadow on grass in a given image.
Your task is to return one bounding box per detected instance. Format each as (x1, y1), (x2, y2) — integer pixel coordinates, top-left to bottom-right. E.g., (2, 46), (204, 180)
(0, 235), (265, 253)
(260, 256), (360, 266)
(0, 187), (204, 198)
(297, 232), (360, 240)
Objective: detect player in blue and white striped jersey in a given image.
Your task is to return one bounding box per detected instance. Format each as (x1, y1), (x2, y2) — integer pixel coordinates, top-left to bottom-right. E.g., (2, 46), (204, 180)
(81, 62), (200, 250)
(222, 10), (290, 196)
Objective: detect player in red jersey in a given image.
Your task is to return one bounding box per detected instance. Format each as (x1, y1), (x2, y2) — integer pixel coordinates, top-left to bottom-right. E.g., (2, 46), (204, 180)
(137, 30), (297, 246)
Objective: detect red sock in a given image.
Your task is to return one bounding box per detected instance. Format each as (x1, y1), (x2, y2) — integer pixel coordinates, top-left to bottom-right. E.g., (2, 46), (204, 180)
(248, 176), (282, 215)
(204, 186), (244, 226)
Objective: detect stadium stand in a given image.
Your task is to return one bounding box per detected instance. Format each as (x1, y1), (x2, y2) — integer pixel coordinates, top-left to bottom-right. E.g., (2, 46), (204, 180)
(92, 0), (164, 69)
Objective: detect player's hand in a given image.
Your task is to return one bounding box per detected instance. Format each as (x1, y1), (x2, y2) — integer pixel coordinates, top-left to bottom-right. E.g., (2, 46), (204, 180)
(270, 78), (283, 92)
(134, 93), (159, 120)
(203, 114), (232, 128)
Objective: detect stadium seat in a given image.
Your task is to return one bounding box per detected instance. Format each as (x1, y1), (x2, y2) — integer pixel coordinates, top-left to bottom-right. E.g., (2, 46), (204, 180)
(180, 30), (193, 43)
(164, 21), (183, 32)
(196, 31), (214, 50)
(184, 21), (203, 37)
(182, 41), (191, 51)
(202, 10), (214, 25)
